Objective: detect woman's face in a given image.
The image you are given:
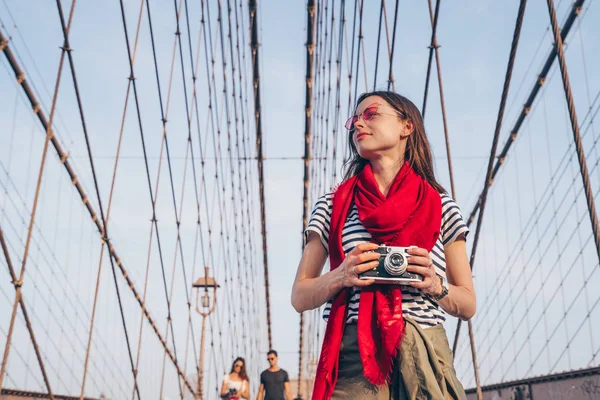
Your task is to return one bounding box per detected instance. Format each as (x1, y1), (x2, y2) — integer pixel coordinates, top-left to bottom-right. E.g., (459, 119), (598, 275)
(234, 360), (244, 372)
(350, 95), (411, 160)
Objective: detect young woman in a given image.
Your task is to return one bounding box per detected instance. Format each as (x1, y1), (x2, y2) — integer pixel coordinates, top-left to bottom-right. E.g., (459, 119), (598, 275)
(220, 357), (250, 399)
(292, 91), (476, 399)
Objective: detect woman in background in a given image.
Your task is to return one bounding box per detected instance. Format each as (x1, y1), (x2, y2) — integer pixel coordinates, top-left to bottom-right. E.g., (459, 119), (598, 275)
(220, 357), (250, 399)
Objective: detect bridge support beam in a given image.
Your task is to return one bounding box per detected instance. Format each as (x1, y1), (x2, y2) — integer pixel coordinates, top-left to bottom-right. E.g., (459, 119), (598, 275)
(466, 366), (600, 399)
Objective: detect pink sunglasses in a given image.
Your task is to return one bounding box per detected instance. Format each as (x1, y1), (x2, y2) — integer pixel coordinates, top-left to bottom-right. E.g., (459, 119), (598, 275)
(345, 102), (406, 130)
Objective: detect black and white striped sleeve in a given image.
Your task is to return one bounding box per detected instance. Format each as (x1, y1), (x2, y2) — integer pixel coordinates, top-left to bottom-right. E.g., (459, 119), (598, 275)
(441, 194), (469, 246)
(304, 192), (333, 251)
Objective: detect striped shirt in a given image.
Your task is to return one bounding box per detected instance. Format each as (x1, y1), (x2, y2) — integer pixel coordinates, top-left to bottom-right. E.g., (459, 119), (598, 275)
(304, 192), (469, 328)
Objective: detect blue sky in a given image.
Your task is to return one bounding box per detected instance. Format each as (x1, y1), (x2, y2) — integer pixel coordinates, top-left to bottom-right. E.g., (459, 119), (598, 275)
(1, 0), (600, 399)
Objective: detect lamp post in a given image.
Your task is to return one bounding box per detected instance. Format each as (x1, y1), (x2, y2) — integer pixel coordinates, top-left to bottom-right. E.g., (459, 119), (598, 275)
(193, 267), (219, 400)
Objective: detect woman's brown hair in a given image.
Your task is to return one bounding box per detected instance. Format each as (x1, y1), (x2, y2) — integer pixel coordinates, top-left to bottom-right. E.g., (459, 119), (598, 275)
(230, 357), (249, 381)
(343, 91), (446, 194)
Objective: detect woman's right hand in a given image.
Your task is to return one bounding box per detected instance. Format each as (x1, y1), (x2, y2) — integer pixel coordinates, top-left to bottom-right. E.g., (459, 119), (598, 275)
(337, 242), (381, 287)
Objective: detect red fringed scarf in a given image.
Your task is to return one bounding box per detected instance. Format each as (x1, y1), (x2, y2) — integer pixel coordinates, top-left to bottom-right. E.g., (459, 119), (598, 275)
(312, 162), (442, 399)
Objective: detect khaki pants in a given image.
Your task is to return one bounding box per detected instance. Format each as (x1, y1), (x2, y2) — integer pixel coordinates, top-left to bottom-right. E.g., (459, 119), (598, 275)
(332, 323), (389, 400)
(331, 320), (466, 400)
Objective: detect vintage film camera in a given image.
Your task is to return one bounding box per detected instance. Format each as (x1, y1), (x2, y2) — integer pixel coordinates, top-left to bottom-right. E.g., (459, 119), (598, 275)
(358, 244), (423, 285)
(221, 388), (238, 400)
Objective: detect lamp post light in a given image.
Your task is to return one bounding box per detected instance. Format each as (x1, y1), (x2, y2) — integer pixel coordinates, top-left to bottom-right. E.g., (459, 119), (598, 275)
(193, 267), (219, 400)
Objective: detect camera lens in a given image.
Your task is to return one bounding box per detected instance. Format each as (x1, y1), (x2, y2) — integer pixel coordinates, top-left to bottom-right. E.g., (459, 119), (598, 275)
(390, 253), (403, 267)
(384, 251), (406, 275)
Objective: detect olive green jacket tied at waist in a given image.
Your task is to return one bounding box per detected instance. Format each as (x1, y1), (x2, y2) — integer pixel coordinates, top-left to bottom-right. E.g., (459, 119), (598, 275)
(390, 318), (466, 400)
(331, 319), (467, 399)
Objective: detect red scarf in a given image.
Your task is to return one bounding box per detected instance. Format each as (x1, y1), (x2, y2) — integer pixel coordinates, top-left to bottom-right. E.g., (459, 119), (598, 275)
(312, 162), (442, 399)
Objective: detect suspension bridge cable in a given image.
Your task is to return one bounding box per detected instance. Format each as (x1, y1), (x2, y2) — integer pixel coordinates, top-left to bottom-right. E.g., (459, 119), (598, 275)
(230, 0), (260, 370)
(454, 0), (531, 351)
(343, 0), (358, 163)
(0, 1), (82, 393)
(322, 0), (333, 193)
(126, 2), (176, 395)
(0, 2), (77, 148)
(182, 9), (223, 396)
(205, 4), (232, 350)
(222, 0), (253, 361)
(424, 0), (456, 210)
(248, 0), (273, 351)
(0, 162), (129, 396)
(518, 112), (576, 376)
(458, 73), (600, 337)
(421, 0), (440, 118)
(574, 6), (598, 364)
(451, 2), (528, 398)
(546, 0), (600, 262)
(322, 0), (336, 195)
(352, 0), (364, 105)
(416, 0), (485, 394)
(379, 0), (392, 87)
(216, 0), (245, 359)
(203, 0), (240, 368)
(142, 0), (208, 395)
(0, 323), (43, 391)
(80, 1), (146, 396)
(454, 3), (590, 372)
(386, 0), (398, 91)
(177, 0), (234, 389)
(482, 202), (597, 380)
(534, 110), (573, 371)
(464, 0), (586, 228)
(459, 91), (600, 342)
(195, 0), (232, 382)
(312, 0), (326, 231)
(119, 0), (202, 396)
(183, 0), (261, 389)
(227, 0), (255, 362)
(0, 0), (197, 391)
(237, 0), (264, 375)
(372, 0), (384, 90)
(330, 0), (345, 184)
(54, 0), (147, 396)
(453, 95), (600, 380)
(314, 0), (327, 225)
(298, 0), (316, 395)
(314, 0), (327, 199)
(0, 225), (55, 398)
(470, 117), (600, 353)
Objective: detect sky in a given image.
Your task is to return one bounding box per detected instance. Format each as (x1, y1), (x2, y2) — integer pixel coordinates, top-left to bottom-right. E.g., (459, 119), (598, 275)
(1, 0), (600, 399)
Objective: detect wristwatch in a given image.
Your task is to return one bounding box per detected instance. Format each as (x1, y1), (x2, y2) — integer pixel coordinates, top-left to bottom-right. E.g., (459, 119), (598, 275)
(427, 274), (448, 302)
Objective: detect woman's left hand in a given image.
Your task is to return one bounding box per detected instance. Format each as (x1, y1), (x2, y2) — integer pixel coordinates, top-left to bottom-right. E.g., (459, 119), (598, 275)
(406, 246), (443, 297)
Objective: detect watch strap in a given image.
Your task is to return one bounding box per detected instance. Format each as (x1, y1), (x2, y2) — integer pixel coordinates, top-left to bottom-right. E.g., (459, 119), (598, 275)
(428, 274), (448, 302)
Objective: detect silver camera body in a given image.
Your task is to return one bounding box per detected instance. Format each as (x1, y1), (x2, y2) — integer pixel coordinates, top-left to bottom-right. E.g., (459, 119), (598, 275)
(358, 244), (423, 285)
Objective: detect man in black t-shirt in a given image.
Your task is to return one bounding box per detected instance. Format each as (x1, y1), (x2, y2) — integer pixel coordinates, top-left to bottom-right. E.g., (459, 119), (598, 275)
(257, 350), (291, 400)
